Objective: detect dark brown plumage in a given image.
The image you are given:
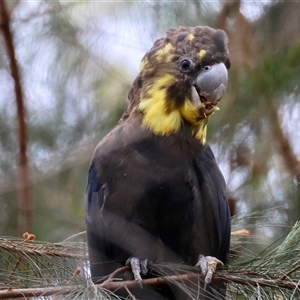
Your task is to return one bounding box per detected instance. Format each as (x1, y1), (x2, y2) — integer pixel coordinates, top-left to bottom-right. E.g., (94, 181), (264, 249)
(85, 26), (231, 299)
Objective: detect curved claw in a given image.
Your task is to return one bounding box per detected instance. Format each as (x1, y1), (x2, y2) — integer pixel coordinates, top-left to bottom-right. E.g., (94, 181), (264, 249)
(126, 257), (148, 287)
(195, 255), (223, 285)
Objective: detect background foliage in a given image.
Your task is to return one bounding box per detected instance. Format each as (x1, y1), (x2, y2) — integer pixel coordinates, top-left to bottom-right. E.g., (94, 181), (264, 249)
(0, 0), (300, 251)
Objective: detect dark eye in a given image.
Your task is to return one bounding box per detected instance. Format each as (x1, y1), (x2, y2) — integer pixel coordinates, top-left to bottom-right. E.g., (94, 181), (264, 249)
(180, 58), (194, 72)
(203, 65), (211, 71)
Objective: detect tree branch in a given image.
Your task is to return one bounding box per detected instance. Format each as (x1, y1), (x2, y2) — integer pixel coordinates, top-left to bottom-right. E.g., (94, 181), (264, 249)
(0, 269), (299, 299)
(270, 103), (300, 177)
(0, 0), (32, 235)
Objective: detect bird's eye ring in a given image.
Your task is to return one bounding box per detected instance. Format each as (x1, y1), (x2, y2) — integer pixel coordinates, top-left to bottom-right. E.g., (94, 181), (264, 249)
(180, 58), (194, 72)
(204, 65), (211, 71)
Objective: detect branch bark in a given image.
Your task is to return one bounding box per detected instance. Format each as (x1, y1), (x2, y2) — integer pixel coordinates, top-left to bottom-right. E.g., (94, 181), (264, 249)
(269, 101), (300, 221)
(270, 104), (300, 177)
(0, 0), (32, 235)
(0, 270), (299, 299)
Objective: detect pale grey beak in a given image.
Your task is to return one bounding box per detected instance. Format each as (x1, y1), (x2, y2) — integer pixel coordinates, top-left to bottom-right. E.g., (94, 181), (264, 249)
(195, 63), (228, 105)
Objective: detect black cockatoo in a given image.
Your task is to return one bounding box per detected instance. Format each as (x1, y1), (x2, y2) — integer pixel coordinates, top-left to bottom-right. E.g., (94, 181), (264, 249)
(85, 26), (231, 299)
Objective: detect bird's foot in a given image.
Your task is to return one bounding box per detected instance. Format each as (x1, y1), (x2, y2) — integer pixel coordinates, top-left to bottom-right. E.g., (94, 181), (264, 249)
(126, 257), (148, 287)
(195, 255), (223, 285)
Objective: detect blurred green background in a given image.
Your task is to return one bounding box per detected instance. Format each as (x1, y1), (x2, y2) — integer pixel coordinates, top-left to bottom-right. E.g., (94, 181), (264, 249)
(0, 0), (299, 247)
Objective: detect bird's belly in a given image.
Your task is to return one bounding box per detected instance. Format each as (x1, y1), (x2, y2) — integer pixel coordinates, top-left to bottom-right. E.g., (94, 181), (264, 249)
(115, 174), (198, 264)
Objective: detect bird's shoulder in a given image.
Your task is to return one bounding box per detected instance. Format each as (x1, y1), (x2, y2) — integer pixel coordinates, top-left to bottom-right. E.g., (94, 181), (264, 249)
(93, 114), (204, 167)
(93, 114), (146, 159)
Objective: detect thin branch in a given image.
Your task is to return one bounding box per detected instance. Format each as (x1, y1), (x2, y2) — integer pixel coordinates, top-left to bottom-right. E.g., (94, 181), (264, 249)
(215, 1), (240, 30)
(0, 270), (299, 299)
(0, 238), (85, 259)
(0, 221), (300, 298)
(268, 101), (300, 220)
(280, 263), (300, 281)
(0, 0), (32, 235)
(104, 265), (129, 282)
(214, 273), (299, 290)
(0, 285), (82, 299)
(270, 103), (300, 177)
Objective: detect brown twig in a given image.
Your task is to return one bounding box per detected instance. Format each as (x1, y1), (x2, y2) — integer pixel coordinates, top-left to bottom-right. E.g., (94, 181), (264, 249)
(280, 262), (300, 281)
(0, 285), (82, 299)
(269, 102), (300, 177)
(99, 271), (300, 292)
(0, 238), (85, 259)
(0, 270), (299, 299)
(215, 1), (240, 30)
(104, 265), (129, 282)
(214, 273), (299, 290)
(268, 101), (300, 220)
(124, 285), (137, 300)
(0, 0), (32, 235)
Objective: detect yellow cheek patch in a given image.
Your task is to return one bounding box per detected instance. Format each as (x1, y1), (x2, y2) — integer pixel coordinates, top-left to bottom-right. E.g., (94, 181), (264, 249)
(139, 74), (182, 135)
(194, 119), (208, 144)
(142, 100), (182, 135)
(148, 74), (176, 92)
(138, 73), (210, 143)
(179, 99), (198, 125)
(179, 99), (208, 144)
(138, 88), (166, 112)
(139, 74), (176, 107)
(155, 43), (174, 61)
(198, 49), (206, 58)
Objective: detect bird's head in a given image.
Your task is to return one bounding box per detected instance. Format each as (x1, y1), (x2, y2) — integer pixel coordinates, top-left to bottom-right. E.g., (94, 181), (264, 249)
(129, 26), (230, 143)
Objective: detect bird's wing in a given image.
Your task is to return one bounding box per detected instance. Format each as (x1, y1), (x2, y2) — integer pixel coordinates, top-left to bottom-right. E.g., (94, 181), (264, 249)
(192, 144), (231, 263)
(84, 143), (181, 282)
(84, 162), (117, 281)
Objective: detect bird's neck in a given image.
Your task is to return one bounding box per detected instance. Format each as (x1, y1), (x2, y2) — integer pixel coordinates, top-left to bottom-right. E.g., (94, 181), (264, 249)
(137, 75), (208, 143)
